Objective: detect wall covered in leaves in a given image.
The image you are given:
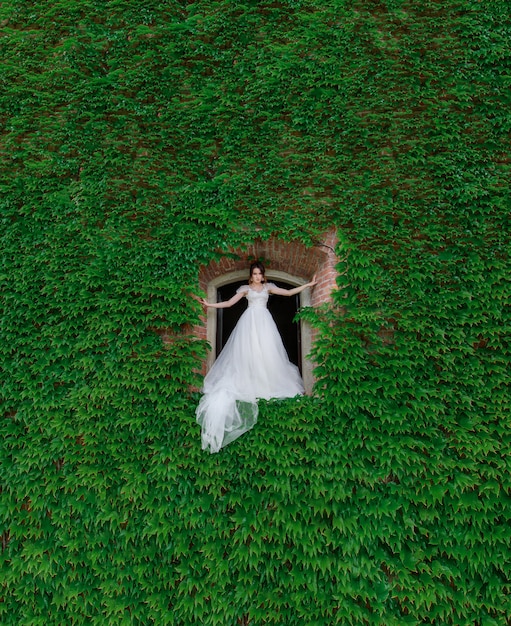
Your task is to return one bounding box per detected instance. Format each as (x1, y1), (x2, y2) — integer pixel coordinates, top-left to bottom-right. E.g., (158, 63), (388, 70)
(1, 0), (510, 623)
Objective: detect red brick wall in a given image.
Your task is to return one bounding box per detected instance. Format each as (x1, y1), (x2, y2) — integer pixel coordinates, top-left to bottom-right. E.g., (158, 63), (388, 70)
(309, 228), (338, 309)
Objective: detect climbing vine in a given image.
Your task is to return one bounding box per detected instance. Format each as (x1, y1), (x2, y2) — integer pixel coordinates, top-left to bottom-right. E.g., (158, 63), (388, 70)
(1, 0), (510, 624)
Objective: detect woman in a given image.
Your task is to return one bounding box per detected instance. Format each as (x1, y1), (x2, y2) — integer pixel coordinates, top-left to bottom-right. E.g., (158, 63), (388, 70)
(196, 261), (317, 453)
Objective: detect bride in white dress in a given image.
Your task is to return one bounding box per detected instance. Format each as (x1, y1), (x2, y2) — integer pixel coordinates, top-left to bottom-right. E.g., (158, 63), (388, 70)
(196, 262), (317, 453)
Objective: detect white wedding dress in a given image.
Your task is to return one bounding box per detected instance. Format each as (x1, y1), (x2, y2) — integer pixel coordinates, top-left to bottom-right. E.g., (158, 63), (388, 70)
(196, 283), (304, 453)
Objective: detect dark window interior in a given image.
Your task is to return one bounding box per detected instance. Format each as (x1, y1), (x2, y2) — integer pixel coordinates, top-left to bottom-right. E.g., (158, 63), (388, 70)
(216, 280), (302, 371)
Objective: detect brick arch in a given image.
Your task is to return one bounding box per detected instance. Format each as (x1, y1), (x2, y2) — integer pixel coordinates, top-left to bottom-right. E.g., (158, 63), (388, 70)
(195, 228), (338, 393)
(200, 238), (323, 290)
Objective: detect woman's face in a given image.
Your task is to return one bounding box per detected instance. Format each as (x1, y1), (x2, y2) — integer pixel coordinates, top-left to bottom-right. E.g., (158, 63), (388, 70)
(251, 267), (264, 284)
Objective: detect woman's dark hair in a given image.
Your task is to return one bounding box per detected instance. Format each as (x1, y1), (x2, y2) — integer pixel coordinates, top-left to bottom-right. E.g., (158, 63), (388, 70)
(249, 261), (266, 283)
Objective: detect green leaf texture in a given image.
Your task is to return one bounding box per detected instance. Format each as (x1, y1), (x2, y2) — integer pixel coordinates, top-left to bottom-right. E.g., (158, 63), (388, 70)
(1, 0), (510, 624)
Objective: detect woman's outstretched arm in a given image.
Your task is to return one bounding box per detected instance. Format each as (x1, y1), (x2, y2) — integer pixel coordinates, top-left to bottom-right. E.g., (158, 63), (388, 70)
(199, 290), (246, 309)
(268, 274), (317, 297)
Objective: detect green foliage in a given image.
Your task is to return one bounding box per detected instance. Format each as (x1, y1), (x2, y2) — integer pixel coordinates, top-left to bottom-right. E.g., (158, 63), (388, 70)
(1, 0), (510, 624)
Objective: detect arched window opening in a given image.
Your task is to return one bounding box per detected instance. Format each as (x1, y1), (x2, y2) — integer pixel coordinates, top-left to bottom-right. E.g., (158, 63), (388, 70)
(194, 230), (339, 395)
(203, 270), (313, 392)
(216, 280), (302, 371)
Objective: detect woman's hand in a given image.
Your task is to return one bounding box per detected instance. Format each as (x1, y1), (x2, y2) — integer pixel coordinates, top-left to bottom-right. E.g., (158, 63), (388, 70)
(193, 294), (211, 307)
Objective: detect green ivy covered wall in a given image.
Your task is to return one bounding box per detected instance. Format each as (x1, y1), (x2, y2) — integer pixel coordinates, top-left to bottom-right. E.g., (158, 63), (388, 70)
(1, 1), (510, 624)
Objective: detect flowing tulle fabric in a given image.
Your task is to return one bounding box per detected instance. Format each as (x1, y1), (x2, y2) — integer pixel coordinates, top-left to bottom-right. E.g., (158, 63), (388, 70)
(196, 284), (304, 453)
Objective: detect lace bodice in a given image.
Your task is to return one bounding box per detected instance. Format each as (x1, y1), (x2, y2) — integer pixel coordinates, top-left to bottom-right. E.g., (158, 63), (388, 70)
(238, 283), (276, 308)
